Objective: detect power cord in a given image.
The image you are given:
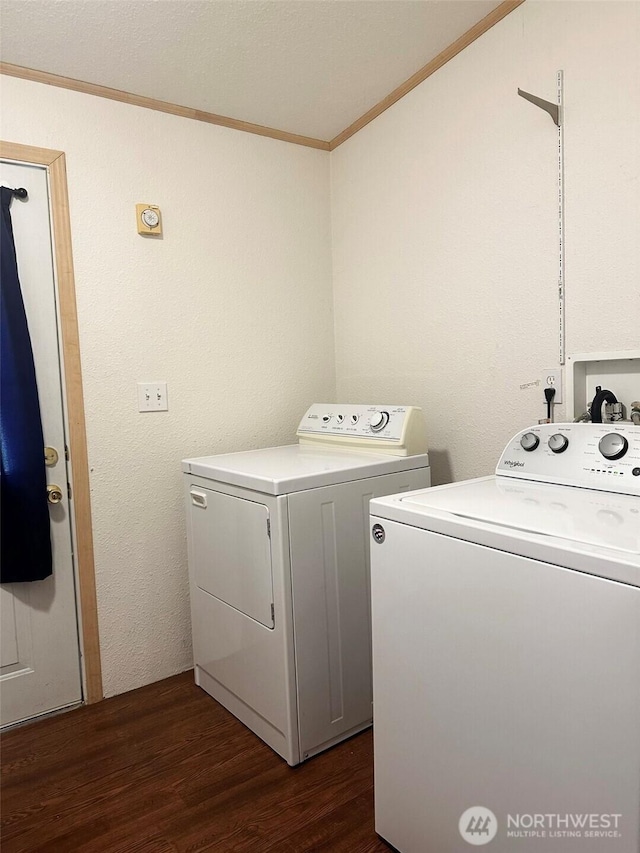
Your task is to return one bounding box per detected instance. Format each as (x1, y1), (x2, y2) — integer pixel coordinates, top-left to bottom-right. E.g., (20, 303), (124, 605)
(544, 386), (556, 422)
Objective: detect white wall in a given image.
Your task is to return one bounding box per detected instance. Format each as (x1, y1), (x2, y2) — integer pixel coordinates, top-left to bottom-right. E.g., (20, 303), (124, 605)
(331, 0), (640, 485)
(0, 77), (335, 696)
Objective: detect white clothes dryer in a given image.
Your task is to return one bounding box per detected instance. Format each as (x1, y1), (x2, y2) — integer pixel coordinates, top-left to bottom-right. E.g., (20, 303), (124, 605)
(370, 422), (640, 853)
(183, 404), (430, 765)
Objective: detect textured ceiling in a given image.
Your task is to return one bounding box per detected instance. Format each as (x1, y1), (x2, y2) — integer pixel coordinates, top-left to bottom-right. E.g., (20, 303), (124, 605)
(0, 0), (502, 141)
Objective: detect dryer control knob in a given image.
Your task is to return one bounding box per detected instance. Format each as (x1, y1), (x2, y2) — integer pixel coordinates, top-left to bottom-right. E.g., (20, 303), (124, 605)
(370, 411), (390, 432)
(520, 432), (539, 451)
(598, 433), (628, 460)
(548, 434), (569, 454)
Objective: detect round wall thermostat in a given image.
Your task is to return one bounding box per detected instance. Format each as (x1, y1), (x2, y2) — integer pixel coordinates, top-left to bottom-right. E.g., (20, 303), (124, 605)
(136, 204), (162, 235)
(141, 208), (159, 228)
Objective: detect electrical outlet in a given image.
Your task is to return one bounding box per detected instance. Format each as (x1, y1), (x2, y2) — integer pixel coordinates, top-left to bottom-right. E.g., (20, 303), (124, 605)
(137, 382), (168, 412)
(543, 368), (563, 404)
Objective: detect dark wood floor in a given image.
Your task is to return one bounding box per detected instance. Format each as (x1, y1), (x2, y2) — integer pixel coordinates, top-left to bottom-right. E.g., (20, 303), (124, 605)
(1, 671), (393, 853)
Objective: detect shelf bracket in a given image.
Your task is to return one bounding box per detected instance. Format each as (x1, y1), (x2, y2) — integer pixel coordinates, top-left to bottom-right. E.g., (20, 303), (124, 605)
(517, 88), (560, 126)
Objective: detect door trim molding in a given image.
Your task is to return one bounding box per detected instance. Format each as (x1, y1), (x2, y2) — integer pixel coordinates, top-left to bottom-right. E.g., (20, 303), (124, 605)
(1, 140), (103, 703)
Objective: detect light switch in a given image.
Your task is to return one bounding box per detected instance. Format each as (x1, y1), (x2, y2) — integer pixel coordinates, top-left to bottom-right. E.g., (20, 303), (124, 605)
(137, 382), (168, 412)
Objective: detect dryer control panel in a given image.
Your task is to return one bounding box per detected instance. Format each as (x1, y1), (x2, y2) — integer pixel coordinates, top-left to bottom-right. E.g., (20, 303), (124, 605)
(297, 404), (428, 457)
(497, 423), (640, 496)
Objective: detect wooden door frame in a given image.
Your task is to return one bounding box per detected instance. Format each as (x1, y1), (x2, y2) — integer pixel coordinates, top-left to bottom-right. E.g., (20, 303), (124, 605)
(1, 141), (103, 703)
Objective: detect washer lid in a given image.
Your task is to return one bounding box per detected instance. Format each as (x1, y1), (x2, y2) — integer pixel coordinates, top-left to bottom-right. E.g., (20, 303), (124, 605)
(370, 476), (640, 587)
(400, 477), (640, 554)
(183, 444), (429, 495)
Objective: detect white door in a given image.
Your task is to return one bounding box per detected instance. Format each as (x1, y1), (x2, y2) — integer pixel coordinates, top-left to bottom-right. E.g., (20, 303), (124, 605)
(0, 160), (83, 727)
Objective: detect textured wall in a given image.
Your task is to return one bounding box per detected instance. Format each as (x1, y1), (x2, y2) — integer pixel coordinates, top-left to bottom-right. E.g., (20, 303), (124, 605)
(0, 77), (335, 696)
(331, 0), (640, 485)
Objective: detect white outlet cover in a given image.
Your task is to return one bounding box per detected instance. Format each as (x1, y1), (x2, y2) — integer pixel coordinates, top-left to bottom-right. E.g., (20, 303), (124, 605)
(543, 368), (563, 404)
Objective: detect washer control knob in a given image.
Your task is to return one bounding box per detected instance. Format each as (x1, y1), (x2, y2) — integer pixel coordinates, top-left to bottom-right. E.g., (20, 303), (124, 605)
(598, 433), (629, 460)
(336, 414), (344, 424)
(322, 415), (331, 423)
(350, 414), (359, 425)
(520, 432), (539, 452)
(548, 433), (569, 454)
(370, 411), (390, 432)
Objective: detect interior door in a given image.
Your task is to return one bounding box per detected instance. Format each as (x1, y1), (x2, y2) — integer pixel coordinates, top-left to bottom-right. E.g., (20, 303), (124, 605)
(0, 160), (82, 727)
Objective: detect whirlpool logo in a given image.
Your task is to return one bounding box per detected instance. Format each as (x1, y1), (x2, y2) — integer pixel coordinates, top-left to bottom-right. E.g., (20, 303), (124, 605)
(503, 460), (525, 468)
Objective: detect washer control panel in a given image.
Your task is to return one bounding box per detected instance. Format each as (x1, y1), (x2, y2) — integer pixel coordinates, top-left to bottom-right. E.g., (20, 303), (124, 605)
(497, 423), (640, 495)
(297, 404), (428, 457)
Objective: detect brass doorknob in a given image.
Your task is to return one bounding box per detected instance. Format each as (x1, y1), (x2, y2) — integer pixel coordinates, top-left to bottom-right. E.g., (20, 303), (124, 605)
(47, 484), (64, 504)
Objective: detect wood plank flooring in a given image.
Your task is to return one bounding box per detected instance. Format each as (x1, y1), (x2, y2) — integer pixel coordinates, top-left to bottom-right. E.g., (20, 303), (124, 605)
(1, 671), (393, 853)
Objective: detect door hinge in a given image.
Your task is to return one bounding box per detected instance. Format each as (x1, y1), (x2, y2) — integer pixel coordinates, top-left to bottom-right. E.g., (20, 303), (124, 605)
(65, 444), (70, 461)
(271, 603), (275, 623)
(267, 519), (271, 538)
(67, 483), (72, 500)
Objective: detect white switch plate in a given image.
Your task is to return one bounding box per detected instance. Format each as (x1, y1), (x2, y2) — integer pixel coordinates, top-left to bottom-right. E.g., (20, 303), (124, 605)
(543, 368), (563, 404)
(137, 382), (168, 411)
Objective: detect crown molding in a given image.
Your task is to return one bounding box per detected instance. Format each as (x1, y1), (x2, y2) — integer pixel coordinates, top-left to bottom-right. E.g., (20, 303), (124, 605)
(1, 1), (524, 151)
(329, 0), (525, 150)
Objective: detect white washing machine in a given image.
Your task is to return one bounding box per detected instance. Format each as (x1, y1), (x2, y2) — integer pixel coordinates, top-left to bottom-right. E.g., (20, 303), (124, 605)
(370, 423), (640, 853)
(183, 403), (430, 766)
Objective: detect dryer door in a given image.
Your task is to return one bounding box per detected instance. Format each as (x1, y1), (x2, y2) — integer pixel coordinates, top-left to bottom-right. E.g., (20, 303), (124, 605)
(189, 487), (274, 628)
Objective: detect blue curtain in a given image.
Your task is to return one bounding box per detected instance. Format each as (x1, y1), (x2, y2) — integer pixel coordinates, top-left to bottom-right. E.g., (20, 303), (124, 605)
(1, 186), (52, 583)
